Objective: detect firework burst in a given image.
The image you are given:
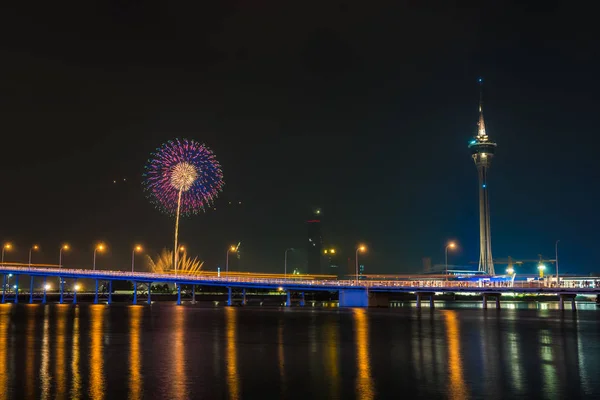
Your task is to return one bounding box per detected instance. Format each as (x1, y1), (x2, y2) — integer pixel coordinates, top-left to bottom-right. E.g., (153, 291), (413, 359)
(143, 139), (224, 216)
(143, 138), (224, 273)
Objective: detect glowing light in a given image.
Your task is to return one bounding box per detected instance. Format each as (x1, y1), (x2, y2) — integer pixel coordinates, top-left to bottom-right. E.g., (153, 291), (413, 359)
(278, 287), (284, 291)
(506, 267), (515, 275)
(179, 246), (185, 252)
(538, 264), (546, 270)
(330, 249), (336, 254)
(481, 153), (487, 158)
(146, 249), (204, 274)
(358, 245), (367, 253)
(96, 243), (105, 251)
(448, 242), (456, 249)
(229, 245), (237, 252)
(470, 140), (476, 145)
(482, 184), (486, 188)
(143, 138), (224, 216)
(62, 244), (70, 250)
(32, 245), (39, 251)
(74, 284), (81, 292)
(3, 243), (11, 250)
(44, 284), (52, 291)
(134, 245), (143, 253)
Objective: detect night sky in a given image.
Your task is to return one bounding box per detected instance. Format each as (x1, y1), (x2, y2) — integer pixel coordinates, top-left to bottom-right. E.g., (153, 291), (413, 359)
(1, 2), (598, 275)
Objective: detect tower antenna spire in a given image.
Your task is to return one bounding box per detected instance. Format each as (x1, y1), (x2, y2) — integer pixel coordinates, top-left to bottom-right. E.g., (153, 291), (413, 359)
(478, 77), (483, 113)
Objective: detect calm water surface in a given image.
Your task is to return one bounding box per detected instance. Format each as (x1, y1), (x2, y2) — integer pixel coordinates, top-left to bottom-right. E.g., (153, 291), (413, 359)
(0, 303), (599, 399)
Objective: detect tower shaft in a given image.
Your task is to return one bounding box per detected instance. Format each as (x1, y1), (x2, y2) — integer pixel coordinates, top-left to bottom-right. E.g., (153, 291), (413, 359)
(477, 165), (494, 275)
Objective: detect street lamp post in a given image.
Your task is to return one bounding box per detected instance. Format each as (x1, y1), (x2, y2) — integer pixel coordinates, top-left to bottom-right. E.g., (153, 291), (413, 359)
(445, 242), (456, 282)
(284, 248), (294, 278)
(1, 243), (12, 266)
(132, 245), (143, 273)
(93, 243), (105, 271)
(59, 244), (69, 269)
(355, 245), (366, 283)
(555, 240), (560, 287)
(226, 245), (237, 274)
(29, 245), (39, 267)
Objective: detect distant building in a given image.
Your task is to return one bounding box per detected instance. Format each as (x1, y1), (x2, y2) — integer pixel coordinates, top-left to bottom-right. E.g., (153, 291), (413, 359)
(306, 208), (323, 275)
(422, 257), (432, 273)
(323, 247), (339, 277)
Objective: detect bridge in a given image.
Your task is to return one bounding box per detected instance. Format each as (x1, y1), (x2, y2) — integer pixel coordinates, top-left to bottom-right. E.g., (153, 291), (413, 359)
(0, 265), (598, 310)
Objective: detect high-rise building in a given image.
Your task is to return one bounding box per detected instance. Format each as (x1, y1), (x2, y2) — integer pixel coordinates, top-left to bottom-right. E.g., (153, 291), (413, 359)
(306, 208), (323, 275)
(468, 79), (497, 275)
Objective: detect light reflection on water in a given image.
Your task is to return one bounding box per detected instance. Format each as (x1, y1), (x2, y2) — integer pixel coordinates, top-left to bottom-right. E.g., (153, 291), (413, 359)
(0, 305), (596, 399)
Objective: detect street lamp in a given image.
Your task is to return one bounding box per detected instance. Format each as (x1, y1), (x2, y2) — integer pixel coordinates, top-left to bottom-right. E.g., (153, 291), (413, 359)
(93, 243), (105, 271)
(355, 245), (366, 283)
(445, 242), (456, 282)
(506, 267), (514, 275)
(59, 244), (69, 269)
(226, 245), (238, 274)
(29, 245), (40, 267)
(74, 284), (81, 292)
(1, 243), (12, 266)
(132, 245), (143, 273)
(555, 240), (560, 287)
(284, 248), (294, 278)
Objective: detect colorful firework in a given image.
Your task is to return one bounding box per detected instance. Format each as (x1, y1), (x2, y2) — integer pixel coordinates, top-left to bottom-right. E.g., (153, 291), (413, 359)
(143, 139), (224, 216)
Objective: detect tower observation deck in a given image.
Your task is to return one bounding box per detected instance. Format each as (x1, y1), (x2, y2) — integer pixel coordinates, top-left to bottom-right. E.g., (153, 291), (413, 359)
(468, 78), (497, 275)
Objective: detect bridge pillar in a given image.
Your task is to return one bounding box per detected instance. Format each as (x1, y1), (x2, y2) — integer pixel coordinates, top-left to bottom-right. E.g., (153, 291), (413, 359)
(339, 288), (369, 307)
(482, 293), (501, 309)
(133, 281), (137, 305)
(177, 284), (181, 305)
(430, 294), (435, 309)
(1, 275), (5, 303)
(558, 293), (576, 311)
(286, 291), (291, 307)
(73, 279), (77, 304)
(242, 288), (246, 306)
(416, 293), (421, 308)
(59, 277), (64, 304)
(191, 285), (195, 304)
(108, 281), (112, 305)
(94, 280), (99, 304)
(42, 276), (47, 304)
(29, 276), (34, 304)
(227, 287), (232, 306)
(147, 284), (152, 305)
(14, 275), (19, 304)
(300, 292), (305, 307)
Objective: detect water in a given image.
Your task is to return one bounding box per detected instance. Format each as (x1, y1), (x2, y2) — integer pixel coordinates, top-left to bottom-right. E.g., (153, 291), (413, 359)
(0, 303), (599, 399)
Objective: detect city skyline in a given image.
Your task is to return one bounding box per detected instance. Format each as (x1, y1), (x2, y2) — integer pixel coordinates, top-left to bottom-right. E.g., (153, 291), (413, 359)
(1, 3), (598, 274)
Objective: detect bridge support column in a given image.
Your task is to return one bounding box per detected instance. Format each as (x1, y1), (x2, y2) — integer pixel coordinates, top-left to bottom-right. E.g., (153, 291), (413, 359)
(94, 280), (99, 304)
(59, 277), (64, 304)
(482, 295), (487, 309)
(339, 288), (369, 307)
(177, 284), (181, 305)
(558, 293), (576, 311)
(482, 293), (501, 309)
(133, 281), (137, 305)
(1, 275), (5, 303)
(42, 276), (47, 304)
(191, 285), (195, 304)
(73, 279), (77, 304)
(416, 293), (421, 308)
(29, 276), (34, 304)
(286, 291), (291, 307)
(300, 292), (305, 307)
(242, 288), (246, 306)
(108, 281), (112, 305)
(147, 285), (151, 305)
(13, 275), (19, 304)
(227, 287), (232, 306)
(430, 294), (435, 309)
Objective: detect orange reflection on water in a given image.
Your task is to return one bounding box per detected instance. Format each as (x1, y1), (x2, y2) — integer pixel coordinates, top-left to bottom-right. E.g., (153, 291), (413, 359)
(0, 304), (10, 400)
(324, 320), (340, 399)
(442, 310), (468, 400)
(225, 307), (240, 400)
(89, 305), (105, 400)
(26, 306), (36, 400)
(353, 308), (374, 400)
(71, 307), (81, 400)
(172, 307), (187, 400)
(56, 305), (68, 400)
(40, 306), (50, 400)
(129, 306), (143, 400)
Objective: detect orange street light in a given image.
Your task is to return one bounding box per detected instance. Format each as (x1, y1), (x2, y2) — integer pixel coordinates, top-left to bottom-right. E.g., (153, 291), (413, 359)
(445, 242), (457, 282)
(132, 245), (143, 273)
(59, 244), (69, 269)
(93, 243), (106, 271)
(1, 243), (12, 265)
(355, 245), (367, 283)
(29, 244), (40, 267)
(226, 245), (239, 273)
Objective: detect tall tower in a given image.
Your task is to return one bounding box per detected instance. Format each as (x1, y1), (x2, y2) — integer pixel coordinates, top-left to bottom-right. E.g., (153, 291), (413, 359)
(468, 78), (497, 275)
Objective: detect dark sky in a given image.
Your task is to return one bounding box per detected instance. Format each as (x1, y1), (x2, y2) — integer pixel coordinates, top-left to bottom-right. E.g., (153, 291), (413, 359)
(0, 1), (598, 275)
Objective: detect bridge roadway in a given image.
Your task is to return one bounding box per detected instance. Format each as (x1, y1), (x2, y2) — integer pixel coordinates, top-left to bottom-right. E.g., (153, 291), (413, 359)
(0, 266), (598, 309)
